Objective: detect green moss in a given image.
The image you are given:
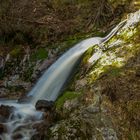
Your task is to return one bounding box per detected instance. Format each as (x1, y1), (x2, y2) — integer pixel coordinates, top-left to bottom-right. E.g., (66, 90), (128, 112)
(31, 48), (48, 61)
(56, 91), (81, 109)
(101, 65), (122, 76)
(87, 49), (124, 83)
(105, 36), (119, 47)
(82, 46), (96, 64)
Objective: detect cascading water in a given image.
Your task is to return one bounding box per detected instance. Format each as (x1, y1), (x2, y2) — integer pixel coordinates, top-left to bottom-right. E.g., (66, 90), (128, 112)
(27, 20), (126, 105)
(0, 20), (126, 140)
(0, 100), (43, 140)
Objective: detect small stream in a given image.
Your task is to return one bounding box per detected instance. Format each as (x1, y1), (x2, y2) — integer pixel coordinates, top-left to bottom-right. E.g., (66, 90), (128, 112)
(0, 100), (43, 140)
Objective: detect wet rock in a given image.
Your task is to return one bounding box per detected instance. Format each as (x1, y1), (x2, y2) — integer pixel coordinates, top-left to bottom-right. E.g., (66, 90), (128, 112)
(35, 100), (54, 112)
(0, 123), (6, 134)
(32, 121), (51, 140)
(32, 100), (57, 140)
(0, 105), (14, 122)
(31, 133), (45, 140)
(18, 96), (32, 103)
(0, 88), (9, 98)
(12, 133), (23, 140)
(35, 100), (56, 125)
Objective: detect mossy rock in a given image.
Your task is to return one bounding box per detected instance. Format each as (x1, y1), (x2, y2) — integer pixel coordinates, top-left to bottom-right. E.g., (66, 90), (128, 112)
(31, 48), (48, 61)
(82, 46), (97, 64)
(101, 65), (122, 77)
(56, 91), (81, 109)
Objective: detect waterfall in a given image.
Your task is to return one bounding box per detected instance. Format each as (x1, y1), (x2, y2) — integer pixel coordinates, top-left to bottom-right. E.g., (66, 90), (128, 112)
(27, 20), (126, 105)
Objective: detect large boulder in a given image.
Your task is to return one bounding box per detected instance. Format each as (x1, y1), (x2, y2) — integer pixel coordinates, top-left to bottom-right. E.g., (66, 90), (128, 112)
(35, 100), (54, 112)
(31, 100), (56, 140)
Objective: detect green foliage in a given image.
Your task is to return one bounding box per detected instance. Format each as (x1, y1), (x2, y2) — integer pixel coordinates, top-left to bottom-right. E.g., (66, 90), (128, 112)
(31, 48), (48, 61)
(56, 91), (80, 109)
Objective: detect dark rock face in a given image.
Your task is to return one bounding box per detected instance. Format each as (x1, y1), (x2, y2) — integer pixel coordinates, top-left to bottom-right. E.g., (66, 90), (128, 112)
(0, 105), (14, 122)
(31, 133), (45, 140)
(31, 100), (57, 140)
(0, 105), (14, 134)
(35, 100), (54, 112)
(35, 99), (56, 127)
(0, 56), (4, 70)
(12, 133), (23, 140)
(0, 123), (6, 134)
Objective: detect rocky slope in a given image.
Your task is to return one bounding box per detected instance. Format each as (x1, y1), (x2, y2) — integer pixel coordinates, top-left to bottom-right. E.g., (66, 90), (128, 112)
(47, 10), (140, 140)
